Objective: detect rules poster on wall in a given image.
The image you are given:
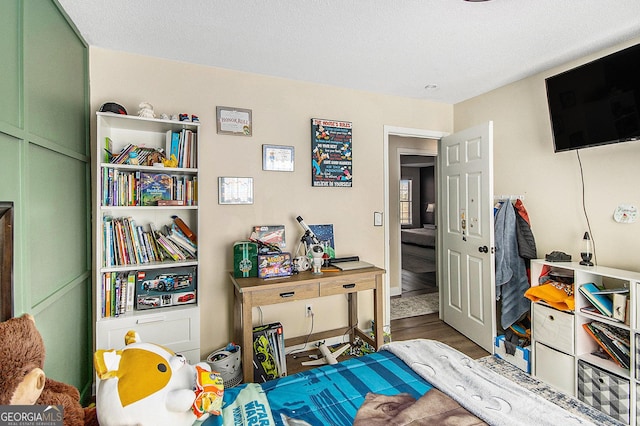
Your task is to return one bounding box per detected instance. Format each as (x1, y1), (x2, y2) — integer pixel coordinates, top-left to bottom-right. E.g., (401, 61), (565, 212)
(311, 118), (352, 187)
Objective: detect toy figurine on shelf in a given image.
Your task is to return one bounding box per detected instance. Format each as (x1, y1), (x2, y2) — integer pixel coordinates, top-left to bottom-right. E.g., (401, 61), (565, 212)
(162, 154), (179, 168)
(310, 244), (324, 275)
(127, 151), (139, 165)
(137, 102), (155, 118)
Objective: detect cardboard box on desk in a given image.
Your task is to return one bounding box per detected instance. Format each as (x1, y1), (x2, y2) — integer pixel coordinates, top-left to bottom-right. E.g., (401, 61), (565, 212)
(258, 252), (292, 279)
(135, 266), (196, 310)
(494, 335), (531, 373)
(233, 241), (258, 278)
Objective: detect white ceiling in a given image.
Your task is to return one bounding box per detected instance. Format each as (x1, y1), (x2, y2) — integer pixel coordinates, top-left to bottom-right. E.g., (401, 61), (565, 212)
(57, 0), (640, 104)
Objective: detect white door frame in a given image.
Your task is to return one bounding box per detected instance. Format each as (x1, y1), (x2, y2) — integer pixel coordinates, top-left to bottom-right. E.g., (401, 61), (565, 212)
(383, 125), (449, 331)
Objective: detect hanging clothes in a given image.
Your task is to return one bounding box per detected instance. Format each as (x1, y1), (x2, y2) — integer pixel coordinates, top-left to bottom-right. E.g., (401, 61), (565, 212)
(514, 199), (537, 260)
(494, 200), (531, 330)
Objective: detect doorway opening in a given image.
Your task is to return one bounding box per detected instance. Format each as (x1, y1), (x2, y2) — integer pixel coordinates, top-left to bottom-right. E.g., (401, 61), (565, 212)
(382, 126), (446, 328)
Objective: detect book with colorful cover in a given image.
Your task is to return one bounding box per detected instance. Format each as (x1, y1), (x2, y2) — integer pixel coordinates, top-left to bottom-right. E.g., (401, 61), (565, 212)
(579, 282), (613, 317)
(139, 173), (173, 206)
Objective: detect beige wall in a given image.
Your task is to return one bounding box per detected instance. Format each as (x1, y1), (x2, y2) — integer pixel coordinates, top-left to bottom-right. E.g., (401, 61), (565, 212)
(455, 37), (640, 272)
(89, 47), (453, 357)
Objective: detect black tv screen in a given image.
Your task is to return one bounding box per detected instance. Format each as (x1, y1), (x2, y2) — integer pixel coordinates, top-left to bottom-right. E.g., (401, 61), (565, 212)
(545, 43), (640, 152)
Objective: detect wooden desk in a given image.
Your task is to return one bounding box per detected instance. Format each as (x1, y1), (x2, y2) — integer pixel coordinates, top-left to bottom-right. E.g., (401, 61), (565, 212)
(230, 267), (385, 383)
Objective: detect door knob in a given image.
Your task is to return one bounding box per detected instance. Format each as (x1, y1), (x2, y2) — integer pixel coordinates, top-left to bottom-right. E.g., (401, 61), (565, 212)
(478, 246), (489, 253)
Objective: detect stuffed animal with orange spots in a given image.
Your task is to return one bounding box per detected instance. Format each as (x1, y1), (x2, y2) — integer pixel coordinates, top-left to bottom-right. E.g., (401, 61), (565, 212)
(94, 331), (222, 426)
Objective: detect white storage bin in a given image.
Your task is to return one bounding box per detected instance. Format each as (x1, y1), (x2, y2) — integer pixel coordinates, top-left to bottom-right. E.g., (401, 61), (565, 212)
(533, 303), (574, 354)
(534, 341), (575, 396)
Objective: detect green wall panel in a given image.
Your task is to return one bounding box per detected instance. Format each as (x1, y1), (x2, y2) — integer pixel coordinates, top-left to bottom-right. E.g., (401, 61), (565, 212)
(34, 281), (89, 389)
(5, 0), (91, 396)
(28, 144), (88, 305)
(24, 0), (86, 154)
(0, 133), (21, 201)
(0, 0), (21, 129)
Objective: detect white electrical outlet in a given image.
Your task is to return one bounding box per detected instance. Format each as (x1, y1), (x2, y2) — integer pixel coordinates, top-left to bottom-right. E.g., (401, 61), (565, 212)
(305, 304), (313, 317)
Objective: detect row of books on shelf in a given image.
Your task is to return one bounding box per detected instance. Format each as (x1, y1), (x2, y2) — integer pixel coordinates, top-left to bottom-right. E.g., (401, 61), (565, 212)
(166, 129), (197, 168)
(101, 266), (197, 318)
(105, 129), (197, 168)
(103, 215), (197, 267)
(583, 320), (630, 369)
(578, 282), (629, 323)
(105, 143), (162, 166)
(101, 169), (197, 207)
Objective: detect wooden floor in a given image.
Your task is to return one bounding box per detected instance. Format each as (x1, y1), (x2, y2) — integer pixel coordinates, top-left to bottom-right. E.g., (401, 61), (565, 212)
(286, 313), (489, 375)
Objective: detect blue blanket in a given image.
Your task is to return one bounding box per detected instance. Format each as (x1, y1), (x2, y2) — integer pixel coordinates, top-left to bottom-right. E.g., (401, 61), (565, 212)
(204, 340), (597, 426)
(205, 350), (432, 425)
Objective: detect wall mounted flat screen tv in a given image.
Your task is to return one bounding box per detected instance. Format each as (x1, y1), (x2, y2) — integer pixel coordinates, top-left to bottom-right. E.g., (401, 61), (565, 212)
(545, 43), (640, 152)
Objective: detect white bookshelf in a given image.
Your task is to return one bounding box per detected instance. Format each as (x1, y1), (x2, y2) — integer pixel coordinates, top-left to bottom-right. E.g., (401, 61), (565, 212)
(93, 112), (200, 363)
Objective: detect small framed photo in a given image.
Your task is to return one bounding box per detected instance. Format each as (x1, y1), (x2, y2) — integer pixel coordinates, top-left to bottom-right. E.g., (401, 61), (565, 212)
(216, 106), (252, 136)
(263, 144), (295, 172)
(218, 177), (254, 205)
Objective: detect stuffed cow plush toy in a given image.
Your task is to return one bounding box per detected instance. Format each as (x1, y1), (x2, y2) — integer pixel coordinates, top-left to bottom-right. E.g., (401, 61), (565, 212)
(94, 331), (223, 426)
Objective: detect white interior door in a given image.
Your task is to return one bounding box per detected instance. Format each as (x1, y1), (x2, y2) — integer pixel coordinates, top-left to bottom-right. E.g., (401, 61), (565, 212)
(438, 122), (495, 353)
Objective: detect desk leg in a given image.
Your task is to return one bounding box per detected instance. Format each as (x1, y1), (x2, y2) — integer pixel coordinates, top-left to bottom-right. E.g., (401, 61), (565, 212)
(234, 288), (254, 383)
(373, 273), (384, 349)
(348, 292), (357, 344)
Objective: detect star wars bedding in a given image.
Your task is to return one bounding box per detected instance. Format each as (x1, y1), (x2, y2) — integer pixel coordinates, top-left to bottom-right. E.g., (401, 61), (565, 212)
(205, 339), (597, 426)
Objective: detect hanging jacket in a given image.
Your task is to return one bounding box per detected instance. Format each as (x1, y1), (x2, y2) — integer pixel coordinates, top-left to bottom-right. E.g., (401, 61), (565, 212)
(514, 199), (537, 260)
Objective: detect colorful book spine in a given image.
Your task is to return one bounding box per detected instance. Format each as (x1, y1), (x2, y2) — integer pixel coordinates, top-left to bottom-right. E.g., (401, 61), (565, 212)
(579, 283), (613, 317)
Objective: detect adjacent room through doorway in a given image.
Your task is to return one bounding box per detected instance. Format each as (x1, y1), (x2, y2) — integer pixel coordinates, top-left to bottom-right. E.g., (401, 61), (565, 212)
(392, 154), (438, 320)
(385, 133), (439, 321)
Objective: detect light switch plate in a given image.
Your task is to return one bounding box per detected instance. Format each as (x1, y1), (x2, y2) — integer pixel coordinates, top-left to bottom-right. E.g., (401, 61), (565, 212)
(374, 212), (383, 226)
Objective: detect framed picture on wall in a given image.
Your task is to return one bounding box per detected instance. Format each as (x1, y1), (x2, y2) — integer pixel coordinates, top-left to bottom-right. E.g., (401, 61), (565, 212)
(311, 118), (352, 187)
(216, 106), (252, 136)
(218, 177), (254, 204)
(262, 144), (294, 172)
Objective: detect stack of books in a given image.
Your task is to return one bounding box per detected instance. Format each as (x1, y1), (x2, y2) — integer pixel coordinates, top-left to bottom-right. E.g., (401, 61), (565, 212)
(578, 282), (628, 323)
(103, 215), (197, 267)
(582, 321), (630, 369)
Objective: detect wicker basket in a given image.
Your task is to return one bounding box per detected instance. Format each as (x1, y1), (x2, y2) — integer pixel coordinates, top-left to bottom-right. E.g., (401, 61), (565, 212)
(206, 346), (242, 388)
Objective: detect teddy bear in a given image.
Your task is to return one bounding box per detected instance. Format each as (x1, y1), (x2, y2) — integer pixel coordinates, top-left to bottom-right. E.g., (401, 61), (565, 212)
(94, 330), (223, 426)
(0, 313), (98, 426)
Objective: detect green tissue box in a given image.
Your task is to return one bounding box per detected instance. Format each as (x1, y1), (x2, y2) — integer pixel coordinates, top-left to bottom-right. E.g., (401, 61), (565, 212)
(233, 241), (258, 278)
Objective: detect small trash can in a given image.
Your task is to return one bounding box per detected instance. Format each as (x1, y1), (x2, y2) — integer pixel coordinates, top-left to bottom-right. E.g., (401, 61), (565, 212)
(206, 343), (242, 388)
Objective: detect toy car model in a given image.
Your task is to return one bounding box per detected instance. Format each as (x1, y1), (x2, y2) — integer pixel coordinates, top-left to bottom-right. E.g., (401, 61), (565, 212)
(177, 293), (195, 303)
(142, 274), (175, 291)
(139, 296), (160, 307)
(253, 335), (278, 380)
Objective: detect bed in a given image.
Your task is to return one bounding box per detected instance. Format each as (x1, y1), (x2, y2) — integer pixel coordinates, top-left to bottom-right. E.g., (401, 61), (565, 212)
(401, 225), (436, 247)
(203, 339), (607, 426)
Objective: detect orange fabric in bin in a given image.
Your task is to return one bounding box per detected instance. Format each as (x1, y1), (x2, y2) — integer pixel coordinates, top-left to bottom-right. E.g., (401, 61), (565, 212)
(524, 281), (574, 311)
